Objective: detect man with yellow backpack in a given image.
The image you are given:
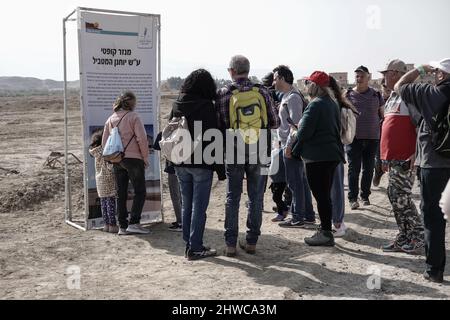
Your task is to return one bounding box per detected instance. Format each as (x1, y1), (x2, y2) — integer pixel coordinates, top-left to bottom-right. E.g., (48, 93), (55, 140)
(216, 55), (280, 257)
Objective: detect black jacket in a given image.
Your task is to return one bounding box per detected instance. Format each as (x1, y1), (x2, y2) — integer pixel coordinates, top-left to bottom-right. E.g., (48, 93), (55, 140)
(170, 93), (225, 179)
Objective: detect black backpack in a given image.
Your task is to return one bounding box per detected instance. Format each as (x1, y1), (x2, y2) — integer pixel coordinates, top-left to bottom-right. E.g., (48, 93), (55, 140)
(431, 102), (450, 158)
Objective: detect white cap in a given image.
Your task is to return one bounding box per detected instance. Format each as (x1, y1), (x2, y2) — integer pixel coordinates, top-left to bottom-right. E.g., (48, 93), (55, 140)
(430, 58), (450, 74)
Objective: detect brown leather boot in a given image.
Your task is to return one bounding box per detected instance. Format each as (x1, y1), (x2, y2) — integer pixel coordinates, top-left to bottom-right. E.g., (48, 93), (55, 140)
(109, 225), (119, 234)
(225, 246), (237, 257)
(239, 240), (256, 254)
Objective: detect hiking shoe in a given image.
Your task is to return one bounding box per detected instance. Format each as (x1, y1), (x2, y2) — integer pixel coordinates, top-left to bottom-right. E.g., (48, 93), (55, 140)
(332, 222), (347, 238)
(168, 222), (182, 232)
(401, 240), (425, 255)
(103, 224), (110, 232)
(381, 241), (404, 252)
(225, 246), (237, 257)
(126, 224), (150, 234)
(278, 218), (306, 228)
(118, 228), (130, 236)
(304, 230), (335, 247)
(423, 270), (444, 283)
(350, 200), (359, 210)
(361, 198), (371, 206)
(108, 225), (119, 234)
(238, 240), (256, 254)
(187, 247), (217, 261)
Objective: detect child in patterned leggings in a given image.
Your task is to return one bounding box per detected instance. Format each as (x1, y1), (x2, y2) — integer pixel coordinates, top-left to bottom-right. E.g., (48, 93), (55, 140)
(89, 129), (118, 233)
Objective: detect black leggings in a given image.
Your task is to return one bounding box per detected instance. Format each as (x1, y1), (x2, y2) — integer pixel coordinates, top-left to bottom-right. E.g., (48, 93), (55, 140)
(305, 161), (339, 231)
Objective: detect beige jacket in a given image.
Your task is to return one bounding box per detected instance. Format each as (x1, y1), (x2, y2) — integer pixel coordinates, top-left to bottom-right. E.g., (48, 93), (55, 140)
(102, 111), (149, 162)
(89, 146), (116, 198)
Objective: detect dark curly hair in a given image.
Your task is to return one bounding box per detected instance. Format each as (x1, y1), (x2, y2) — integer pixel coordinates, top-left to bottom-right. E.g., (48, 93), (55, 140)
(273, 65), (294, 85)
(90, 128), (104, 148)
(180, 69), (217, 100)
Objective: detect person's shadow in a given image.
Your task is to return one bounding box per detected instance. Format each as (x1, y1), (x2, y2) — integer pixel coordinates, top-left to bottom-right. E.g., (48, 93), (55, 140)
(134, 223), (448, 299)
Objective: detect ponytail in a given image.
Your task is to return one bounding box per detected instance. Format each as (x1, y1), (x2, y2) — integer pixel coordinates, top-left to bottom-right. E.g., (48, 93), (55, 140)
(329, 76), (358, 114)
(113, 91), (136, 112)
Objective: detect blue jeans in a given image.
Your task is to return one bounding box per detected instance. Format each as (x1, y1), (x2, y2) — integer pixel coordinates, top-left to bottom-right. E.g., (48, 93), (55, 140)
(225, 164), (264, 246)
(283, 154), (315, 222)
(345, 139), (379, 201)
(175, 167), (213, 252)
(331, 162), (345, 224)
(420, 168), (450, 275)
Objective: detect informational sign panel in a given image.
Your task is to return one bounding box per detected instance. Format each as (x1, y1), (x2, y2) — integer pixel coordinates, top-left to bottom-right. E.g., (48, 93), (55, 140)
(78, 10), (161, 229)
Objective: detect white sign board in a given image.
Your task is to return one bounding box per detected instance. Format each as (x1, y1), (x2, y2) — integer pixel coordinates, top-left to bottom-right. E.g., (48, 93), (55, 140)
(78, 10), (161, 229)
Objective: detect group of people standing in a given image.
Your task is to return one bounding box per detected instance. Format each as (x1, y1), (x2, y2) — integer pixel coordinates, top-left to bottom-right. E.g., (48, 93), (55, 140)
(90, 54), (450, 284)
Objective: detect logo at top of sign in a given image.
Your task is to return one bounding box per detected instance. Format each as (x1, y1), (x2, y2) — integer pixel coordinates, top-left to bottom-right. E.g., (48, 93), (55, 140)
(86, 22), (102, 31)
(138, 17), (153, 49)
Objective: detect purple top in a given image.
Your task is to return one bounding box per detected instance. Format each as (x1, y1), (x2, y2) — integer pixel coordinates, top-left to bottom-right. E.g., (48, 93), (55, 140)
(346, 87), (384, 140)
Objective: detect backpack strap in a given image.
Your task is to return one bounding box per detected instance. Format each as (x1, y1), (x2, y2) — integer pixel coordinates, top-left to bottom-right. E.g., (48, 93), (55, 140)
(123, 133), (136, 152)
(229, 83), (262, 93)
(111, 112), (135, 152)
(289, 90), (309, 111)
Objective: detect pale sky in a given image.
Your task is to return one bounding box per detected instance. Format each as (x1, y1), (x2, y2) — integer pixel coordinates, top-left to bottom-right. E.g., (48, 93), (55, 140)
(0, 0), (449, 82)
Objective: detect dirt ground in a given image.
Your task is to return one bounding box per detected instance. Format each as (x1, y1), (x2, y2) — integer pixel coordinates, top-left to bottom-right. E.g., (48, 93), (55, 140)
(0, 94), (449, 300)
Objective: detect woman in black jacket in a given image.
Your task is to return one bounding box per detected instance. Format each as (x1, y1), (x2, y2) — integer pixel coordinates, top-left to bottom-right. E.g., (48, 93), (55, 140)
(170, 69), (224, 260)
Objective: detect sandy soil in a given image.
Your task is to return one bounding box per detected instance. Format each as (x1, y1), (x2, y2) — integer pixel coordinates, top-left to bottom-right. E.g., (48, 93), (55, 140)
(0, 94), (449, 300)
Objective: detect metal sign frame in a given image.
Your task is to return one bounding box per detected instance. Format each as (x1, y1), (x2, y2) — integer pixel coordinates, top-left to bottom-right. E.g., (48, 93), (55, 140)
(63, 7), (163, 231)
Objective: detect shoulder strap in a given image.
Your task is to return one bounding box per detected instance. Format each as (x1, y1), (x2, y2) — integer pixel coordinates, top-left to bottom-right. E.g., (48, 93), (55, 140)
(291, 90), (308, 106)
(113, 112), (131, 128)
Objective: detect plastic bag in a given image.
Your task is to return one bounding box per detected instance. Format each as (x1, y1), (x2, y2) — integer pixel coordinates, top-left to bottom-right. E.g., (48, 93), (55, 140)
(103, 127), (124, 162)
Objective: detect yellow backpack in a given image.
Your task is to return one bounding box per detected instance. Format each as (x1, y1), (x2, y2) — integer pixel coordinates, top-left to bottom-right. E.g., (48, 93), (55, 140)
(229, 84), (268, 144)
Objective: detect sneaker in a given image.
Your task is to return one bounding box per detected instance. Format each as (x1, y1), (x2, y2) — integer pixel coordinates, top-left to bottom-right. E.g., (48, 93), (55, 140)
(271, 210), (288, 222)
(304, 230), (335, 247)
(278, 218), (306, 228)
(108, 225), (119, 234)
(401, 240), (425, 255)
(187, 247), (217, 261)
(423, 270), (444, 283)
(381, 241), (404, 252)
(350, 200), (359, 210)
(332, 222), (347, 237)
(238, 240), (256, 254)
(304, 219), (316, 227)
(118, 227), (130, 236)
(126, 224), (150, 234)
(168, 222), (182, 232)
(361, 198), (371, 206)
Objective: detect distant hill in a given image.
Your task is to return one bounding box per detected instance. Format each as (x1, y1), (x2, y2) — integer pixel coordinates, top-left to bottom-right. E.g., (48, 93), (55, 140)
(0, 77), (79, 93)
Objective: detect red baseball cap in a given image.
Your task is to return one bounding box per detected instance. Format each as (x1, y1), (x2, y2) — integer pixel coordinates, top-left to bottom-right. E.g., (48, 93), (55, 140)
(306, 71), (330, 87)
